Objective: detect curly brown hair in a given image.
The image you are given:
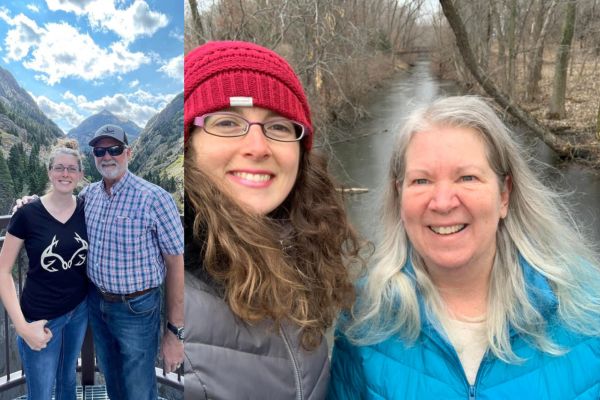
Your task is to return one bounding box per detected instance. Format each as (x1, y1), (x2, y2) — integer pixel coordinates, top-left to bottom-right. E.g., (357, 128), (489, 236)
(185, 144), (366, 350)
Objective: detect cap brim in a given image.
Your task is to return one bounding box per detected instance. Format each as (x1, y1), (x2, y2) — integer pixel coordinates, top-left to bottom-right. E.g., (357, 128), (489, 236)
(89, 135), (127, 147)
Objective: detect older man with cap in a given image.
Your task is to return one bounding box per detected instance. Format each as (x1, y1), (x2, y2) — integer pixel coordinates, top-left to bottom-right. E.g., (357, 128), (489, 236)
(83, 124), (184, 400)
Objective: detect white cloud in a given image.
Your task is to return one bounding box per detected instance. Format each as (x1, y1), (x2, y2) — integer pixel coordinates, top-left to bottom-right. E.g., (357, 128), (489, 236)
(44, 0), (96, 15)
(34, 94), (84, 129)
(0, 12), (43, 61)
(129, 79), (139, 88)
(2, 12), (150, 85)
(130, 89), (173, 108)
(158, 55), (183, 81)
(168, 29), (183, 42)
(46, 0), (168, 43)
(147, 51), (162, 64)
(39, 89), (177, 130)
(70, 90), (178, 127)
(26, 4), (40, 13)
(63, 90), (87, 104)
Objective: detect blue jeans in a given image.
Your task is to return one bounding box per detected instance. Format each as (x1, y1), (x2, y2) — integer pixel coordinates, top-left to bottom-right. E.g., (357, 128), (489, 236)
(88, 285), (160, 400)
(17, 298), (88, 400)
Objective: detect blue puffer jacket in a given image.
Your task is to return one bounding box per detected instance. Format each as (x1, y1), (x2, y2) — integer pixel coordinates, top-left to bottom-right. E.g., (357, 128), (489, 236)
(328, 259), (600, 399)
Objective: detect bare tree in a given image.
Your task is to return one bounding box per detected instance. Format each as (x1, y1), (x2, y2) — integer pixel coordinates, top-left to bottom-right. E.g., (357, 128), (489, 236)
(186, 0), (424, 138)
(438, 0), (581, 158)
(548, 0), (577, 119)
(188, 0), (203, 41)
(506, 0), (518, 96)
(525, 0), (558, 101)
(490, 1), (507, 90)
(597, 101), (600, 140)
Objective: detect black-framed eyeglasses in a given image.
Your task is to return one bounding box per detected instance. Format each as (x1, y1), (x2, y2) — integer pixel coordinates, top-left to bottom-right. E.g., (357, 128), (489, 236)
(93, 145), (126, 157)
(50, 164), (80, 173)
(193, 112), (306, 142)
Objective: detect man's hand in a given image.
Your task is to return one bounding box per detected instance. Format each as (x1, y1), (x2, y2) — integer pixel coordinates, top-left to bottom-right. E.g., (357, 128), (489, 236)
(162, 253), (184, 374)
(161, 331), (184, 374)
(12, 195), (39, 214)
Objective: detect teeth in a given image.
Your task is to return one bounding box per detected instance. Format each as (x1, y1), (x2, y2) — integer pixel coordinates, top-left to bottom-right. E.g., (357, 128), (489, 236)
(430, 224), (465, 235)
(233, 172), (272, 182)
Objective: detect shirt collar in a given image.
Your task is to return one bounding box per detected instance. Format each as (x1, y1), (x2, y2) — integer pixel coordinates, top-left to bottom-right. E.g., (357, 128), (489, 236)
(102, 170), (132, 196)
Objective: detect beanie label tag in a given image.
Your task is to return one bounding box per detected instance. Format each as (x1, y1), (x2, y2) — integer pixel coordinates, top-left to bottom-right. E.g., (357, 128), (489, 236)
(229, 97), (253, 107)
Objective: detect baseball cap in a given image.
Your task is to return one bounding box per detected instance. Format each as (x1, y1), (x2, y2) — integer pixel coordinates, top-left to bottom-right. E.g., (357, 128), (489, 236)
(89, 124), (129, 146)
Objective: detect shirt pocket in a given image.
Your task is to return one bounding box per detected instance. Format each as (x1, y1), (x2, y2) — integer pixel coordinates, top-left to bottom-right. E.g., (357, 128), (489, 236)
(113, 216), (148, 244)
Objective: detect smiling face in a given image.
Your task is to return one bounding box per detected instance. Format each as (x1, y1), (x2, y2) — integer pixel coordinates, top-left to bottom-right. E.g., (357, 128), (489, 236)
(191, 107), (301, 215)
(400, 125), (510, 279)
(93, 137), (130, 184)
(48, 154), (83, 194)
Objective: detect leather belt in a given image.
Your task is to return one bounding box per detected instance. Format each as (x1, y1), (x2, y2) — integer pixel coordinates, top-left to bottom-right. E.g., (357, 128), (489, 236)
(97, 286), (156, 302)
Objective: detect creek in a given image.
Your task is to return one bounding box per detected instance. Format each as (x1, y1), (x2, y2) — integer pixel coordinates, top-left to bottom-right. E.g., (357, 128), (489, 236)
(328, 60), (600, 245)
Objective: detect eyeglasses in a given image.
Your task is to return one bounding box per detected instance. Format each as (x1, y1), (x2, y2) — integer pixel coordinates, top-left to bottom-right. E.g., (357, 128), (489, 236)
(51, 164), (80, 173)
(194, 112), (306, 142)
(93, 145), (126, 157)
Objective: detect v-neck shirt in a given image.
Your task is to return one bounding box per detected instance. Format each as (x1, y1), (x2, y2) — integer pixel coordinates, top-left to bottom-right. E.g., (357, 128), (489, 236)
(7, 197), (89, 320)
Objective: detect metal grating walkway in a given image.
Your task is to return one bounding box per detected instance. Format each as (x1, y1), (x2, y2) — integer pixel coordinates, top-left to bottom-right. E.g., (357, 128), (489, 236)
(14, 385), (168, 400)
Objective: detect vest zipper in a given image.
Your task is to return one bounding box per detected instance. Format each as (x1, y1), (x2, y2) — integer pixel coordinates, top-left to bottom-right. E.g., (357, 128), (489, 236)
(281, 326), (304, 400)
(469, 350), (490, 400)
(426, 326), (486, 400)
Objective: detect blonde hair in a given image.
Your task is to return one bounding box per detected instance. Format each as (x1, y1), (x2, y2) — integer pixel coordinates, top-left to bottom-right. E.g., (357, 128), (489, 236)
(48, 138), (83, 171)
(344, 96), (600, 362)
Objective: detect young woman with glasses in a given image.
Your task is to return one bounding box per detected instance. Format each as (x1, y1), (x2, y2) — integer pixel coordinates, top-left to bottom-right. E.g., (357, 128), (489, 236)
(0, 139), (89, 400)
(184, 41), (365, 399)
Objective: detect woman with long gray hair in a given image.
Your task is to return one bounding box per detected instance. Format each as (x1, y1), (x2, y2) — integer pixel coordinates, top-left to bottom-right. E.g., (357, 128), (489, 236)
(328, 96), (600, 398)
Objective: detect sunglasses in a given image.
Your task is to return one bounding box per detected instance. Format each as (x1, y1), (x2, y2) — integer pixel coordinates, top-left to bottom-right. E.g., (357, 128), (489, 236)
(93, 145), (126, 157)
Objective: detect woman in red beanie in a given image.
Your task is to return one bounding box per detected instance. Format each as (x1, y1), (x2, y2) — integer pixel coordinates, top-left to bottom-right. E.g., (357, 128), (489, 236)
(183, 41), (364, 399)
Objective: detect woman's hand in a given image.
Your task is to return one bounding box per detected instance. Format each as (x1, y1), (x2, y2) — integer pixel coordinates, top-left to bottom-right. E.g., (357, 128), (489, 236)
(17, 320), (52, 351)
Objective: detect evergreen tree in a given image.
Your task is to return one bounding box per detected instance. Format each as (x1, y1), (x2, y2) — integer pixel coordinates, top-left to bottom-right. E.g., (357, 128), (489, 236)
(27, 143), (48, 194)
(83, 150), (102, 182)
(166, 176), (177, 192)
(0, 147), (16, 214)
(8, 143), (27, 195)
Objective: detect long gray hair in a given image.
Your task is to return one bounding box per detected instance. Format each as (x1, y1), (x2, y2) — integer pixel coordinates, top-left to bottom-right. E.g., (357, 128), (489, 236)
(344, 96), (600, 362)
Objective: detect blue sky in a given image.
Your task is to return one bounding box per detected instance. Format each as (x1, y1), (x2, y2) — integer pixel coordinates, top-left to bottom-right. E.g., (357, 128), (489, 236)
(0, 0), (183, 133)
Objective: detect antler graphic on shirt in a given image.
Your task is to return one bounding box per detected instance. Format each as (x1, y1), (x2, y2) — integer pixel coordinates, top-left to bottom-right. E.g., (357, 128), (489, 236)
(70, 233), (88, 267)
(40, 233), (88, 272)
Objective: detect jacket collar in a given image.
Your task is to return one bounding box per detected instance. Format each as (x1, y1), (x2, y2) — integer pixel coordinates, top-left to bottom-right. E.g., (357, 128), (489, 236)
(404, 252), (558, 334)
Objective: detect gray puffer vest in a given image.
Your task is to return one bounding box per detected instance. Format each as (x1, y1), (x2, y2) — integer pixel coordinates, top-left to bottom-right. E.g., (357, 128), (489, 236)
(183, 272), (330, 400)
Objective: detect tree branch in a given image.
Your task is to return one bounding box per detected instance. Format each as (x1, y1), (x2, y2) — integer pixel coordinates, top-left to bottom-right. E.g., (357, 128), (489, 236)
(439, 0), (579, 158)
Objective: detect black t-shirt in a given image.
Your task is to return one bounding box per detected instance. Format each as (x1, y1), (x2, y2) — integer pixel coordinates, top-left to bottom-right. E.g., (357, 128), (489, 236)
(7, 198), (89, 320)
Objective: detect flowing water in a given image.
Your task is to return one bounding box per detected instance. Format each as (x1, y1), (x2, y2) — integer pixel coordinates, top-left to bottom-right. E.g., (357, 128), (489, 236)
(327, 60), (600, 245)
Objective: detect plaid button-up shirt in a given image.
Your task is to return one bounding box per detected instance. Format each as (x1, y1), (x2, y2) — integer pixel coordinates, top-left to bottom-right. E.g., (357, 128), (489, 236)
(82, 171), (184, 294)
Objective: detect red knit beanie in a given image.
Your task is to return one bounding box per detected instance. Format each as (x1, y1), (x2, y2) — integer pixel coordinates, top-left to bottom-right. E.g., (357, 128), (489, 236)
(184, 41), (313, 151)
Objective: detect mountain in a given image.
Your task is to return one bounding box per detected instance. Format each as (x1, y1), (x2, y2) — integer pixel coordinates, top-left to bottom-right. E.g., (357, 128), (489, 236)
(130, 93), (183, 209)
(67, 110), (142, 148)
(0, 65), (63, 212)
(0, 65), (63, 156)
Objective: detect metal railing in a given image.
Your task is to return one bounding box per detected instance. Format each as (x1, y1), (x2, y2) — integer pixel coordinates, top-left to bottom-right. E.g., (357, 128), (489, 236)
(0, 214), (183, 397)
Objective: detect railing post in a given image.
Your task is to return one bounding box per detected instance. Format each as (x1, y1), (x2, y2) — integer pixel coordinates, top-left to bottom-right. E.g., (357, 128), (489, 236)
(80, 326), (95, 385)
